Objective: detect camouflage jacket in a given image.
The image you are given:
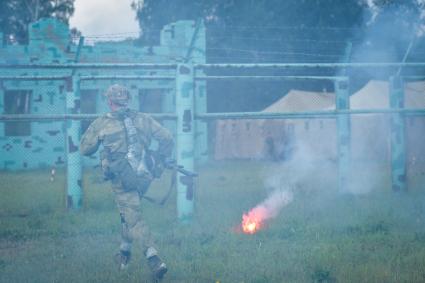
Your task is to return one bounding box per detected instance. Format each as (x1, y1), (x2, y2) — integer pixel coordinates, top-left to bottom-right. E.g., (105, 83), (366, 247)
(80, 109), (174, 160)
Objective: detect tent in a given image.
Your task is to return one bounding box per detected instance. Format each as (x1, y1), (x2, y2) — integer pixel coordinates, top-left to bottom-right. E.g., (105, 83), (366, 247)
(350, 80), (425, 163)
(214, 90), (336, 160)
(350, 80), (390, 161)
(214, 80), (425, 162)
(404, 81), (425, 165)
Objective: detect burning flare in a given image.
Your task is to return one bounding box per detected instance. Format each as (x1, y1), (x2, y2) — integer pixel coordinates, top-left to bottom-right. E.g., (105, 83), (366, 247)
(242, 207), (266, 234)
(241, 190), (293, 234)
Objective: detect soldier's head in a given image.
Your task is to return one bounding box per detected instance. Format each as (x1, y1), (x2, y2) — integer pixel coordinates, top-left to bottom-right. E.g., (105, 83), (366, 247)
(104, 84), (131, 111)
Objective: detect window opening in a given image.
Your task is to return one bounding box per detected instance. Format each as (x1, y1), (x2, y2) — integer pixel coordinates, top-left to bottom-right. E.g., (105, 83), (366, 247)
(4, 90), (32, 136)
(80, 89), (98, 134)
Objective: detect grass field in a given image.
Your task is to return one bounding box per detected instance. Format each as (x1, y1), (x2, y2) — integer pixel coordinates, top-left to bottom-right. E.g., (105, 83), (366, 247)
(1, 161), (425, 282)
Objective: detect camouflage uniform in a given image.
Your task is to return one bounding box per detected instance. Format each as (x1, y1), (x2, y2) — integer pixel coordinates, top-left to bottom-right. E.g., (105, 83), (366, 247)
(80, 85), (173, 276)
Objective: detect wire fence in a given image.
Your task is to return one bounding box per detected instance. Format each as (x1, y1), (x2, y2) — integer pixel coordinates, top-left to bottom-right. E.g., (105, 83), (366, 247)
(0, 64), (424, 210)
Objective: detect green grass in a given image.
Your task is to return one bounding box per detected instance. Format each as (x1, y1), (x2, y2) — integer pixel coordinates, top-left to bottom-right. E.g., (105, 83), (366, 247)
(1, 161), (425, 282)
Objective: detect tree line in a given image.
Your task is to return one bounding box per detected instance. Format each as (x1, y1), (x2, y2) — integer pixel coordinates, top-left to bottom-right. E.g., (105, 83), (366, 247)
(1, 0), (424, 111)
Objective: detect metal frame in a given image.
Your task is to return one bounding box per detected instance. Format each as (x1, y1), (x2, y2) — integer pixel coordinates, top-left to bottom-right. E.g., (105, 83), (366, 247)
(1, 62), (424, 216)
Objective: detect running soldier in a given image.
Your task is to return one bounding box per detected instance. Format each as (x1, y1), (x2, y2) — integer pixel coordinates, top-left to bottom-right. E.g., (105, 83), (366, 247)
(80, 84), (174, 280)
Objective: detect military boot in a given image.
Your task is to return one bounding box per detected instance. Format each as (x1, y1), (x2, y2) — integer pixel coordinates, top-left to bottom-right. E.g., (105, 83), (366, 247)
(145, 247), (167, 280)
(147, 255), (167, 280)
(115, 250), (131, 271)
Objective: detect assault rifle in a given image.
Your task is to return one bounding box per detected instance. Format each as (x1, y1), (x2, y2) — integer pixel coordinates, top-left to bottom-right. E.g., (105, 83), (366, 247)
(145, 150), (198, 178)
(163, 159), (198, 177)
(143, 152), (198, 206)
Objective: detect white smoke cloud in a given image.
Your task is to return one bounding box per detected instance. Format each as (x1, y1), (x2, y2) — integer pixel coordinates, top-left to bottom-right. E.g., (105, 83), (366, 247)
(255, 189), (293, 219)
(242, 189), (293, 234)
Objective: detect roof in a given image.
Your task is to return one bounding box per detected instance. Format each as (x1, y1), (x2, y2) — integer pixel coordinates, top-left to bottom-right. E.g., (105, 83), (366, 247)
(350, 80), (425, 109)
(405, 81), (425, 108)
(350, 80), (389, 109)
(263, 90), (335, 112)
(261, 80), (425, 113)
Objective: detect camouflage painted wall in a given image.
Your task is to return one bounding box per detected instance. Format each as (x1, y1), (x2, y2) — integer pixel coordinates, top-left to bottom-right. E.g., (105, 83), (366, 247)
(0, 18), (206, 170)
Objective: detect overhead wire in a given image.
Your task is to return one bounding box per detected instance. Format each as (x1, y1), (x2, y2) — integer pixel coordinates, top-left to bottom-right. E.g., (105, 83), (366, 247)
(205, 24), (362, 31)
(208, 35), (356, 45)
(26, 33), (347, 57)
(208, 47), (342, 58)
(18, 24), (362, 64)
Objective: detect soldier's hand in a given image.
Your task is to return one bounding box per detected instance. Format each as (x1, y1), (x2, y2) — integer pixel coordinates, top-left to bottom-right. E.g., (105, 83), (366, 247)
(136, 165), (153, 181)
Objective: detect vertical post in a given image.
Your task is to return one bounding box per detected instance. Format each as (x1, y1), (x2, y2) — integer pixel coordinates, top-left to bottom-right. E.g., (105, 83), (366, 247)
(0, 80), (4, 136)
(175, 64), (195, 222)
(183, 19), (207, 163)
(389, 76), (406, 191)
(335, 78), (351, 192)
(195, 81), (208, 163)
(66, 76), (82, 210)
(161, 88), (176, 137)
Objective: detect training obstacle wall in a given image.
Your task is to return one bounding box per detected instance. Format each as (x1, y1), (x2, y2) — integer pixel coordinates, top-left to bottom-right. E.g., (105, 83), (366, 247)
(1, 18), (425, 220)
(0, 18), (207, 171)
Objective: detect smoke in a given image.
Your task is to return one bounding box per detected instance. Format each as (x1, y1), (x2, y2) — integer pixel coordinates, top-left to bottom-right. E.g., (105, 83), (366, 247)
(242, 138), (333, 232)
(242, 3), (425, 232)
(245, 190), (293, 218)
(240, 143), (317, 233)
(249, 190), (293, 220)
(242, 189), (293, 234)
(342, 2), (424, 193)
(350, 1), (422, 78)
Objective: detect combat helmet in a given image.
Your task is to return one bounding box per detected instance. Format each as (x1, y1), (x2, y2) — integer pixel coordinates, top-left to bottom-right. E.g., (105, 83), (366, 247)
(105, 84), (131, 107)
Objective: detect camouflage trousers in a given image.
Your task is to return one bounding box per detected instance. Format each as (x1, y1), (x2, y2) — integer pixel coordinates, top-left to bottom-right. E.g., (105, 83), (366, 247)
(111, 177), (158, 258)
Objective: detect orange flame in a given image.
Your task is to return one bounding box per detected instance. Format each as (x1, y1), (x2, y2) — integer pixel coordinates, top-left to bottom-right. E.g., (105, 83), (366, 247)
(241, 207), (266, 234)
(241, 190), (293, 234)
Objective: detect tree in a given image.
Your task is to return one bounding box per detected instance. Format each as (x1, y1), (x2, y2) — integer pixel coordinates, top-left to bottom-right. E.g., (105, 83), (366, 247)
(0, 0), (75, 44)
(132, 0), (368, 111)
(133, 0), (366, 60)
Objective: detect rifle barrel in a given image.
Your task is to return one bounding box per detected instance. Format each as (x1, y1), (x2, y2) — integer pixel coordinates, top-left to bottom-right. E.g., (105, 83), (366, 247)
(165, 161), (198, 177)
(176, 166), (198, 177)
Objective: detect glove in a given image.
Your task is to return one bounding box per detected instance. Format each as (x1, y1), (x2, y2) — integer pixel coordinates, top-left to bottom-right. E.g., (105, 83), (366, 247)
(144, 151), (165, 179)
(136, 162), (153, 180)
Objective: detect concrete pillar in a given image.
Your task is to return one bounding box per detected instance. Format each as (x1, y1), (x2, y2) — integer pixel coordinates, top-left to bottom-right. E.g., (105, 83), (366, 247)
(66, 76), (82, 210)
(175, 64), (195, 222)
(195, 81), (208, 163)
(335, 78), (351, 192)
(162, 88), (176, 139)
(389, 76), (406, 191)
(0, 81), (4, 135)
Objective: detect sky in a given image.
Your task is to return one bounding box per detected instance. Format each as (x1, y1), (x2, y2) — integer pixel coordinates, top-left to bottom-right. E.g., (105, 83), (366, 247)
(69, 0), (140, 41)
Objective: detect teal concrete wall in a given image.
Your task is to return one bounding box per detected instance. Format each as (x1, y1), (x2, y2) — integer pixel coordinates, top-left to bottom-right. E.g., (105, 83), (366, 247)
(0, 18), (206, 170)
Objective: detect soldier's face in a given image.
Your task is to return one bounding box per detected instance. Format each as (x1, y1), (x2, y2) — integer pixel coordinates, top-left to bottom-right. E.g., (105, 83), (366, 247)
(108, 99), (118, 111)
(108, 99), (128, 111)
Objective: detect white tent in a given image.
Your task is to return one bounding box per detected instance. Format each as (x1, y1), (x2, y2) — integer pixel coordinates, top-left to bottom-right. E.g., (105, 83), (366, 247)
(214, 90), (336, 160)
(214, 80), (425, 162)
(404, 81), (425, 164)
(350, 80), (425, 162)
(350, 80), (390, 161)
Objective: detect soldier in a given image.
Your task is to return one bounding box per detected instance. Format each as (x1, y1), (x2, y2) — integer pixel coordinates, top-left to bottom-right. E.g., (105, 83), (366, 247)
(80, 84), (174, 280)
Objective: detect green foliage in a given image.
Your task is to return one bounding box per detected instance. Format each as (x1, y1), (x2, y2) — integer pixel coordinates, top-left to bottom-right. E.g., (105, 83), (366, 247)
(134, 0), (361, 112)
(132, 1), (425, 112)
(133, 0), (365, 59)
(1, 162), (425, 282)
(0, 0), (75, 44)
